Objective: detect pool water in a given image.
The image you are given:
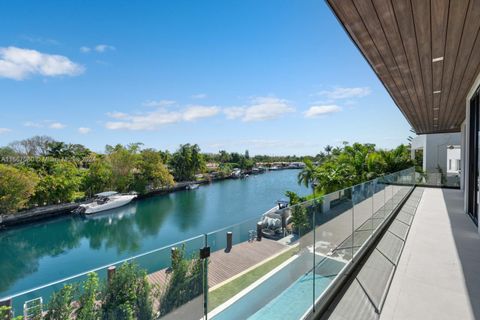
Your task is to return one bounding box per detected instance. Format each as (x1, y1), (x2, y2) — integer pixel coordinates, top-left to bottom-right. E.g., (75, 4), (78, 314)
(212, 254), (346, 320)
(248, 273), (334, 319)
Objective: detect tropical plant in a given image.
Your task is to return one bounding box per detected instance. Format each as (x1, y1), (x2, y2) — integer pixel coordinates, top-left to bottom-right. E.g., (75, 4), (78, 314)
(77, 272), (100, 320)
(30, 161), (85, 205)
(101, 262), (153, 320)
(158, 245), (203, 316)
(0, 306), (24, 320)
(106, 145), (138, 193)
(290, 204), (309, 233)
(169, 144), (205, 181)
(45, 284), (76, 320)
(285, 190), (306, 205)
(133, 149), (174, 193)
(297, 159), (318, 189)
(83, 157), (113, 197)
(0, 164), (39, 214)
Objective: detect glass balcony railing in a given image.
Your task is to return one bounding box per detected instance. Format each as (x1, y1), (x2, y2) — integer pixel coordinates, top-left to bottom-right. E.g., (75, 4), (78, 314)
(0, 168), (416, 320)
(414, 171), (461, 188)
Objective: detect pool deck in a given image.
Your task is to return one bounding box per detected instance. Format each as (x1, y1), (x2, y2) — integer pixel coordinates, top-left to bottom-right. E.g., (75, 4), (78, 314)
(147, 238), (288, 289)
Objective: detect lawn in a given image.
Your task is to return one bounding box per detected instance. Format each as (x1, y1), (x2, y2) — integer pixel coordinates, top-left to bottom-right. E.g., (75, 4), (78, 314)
(208, 246), (297, 311)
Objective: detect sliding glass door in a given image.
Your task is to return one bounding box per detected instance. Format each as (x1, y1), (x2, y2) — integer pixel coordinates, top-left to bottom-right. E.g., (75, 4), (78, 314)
(468, 89), (480, 225)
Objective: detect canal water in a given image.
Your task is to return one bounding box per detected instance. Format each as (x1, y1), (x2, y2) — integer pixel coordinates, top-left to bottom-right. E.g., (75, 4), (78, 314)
(0, 169), (308, 297)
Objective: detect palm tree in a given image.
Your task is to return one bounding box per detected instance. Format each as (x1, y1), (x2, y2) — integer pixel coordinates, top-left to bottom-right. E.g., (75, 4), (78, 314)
(324, 145), (333, 156)
(379, 144), (413, 173)
(297, 159), (318, 188)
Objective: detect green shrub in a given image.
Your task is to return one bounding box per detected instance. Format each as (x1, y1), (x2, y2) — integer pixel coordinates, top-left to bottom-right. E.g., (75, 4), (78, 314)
(158, 245), (203, 316)
(77, 273), (100, 320)
(45, 284), (75, 320)
(101, 262), (153, 320)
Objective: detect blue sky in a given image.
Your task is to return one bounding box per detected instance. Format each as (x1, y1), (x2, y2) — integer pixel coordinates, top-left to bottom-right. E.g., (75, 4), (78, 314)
(0, 0), (411, 155)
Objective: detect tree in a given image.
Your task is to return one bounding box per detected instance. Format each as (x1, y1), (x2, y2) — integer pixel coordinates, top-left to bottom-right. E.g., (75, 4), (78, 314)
(0, 164), (39, 214)
(218, 150), (231, 163)
(158, 246), (203, 316)
(169, 144), (205, 181)
(379, 144), (414, 173)
(83, 157), (113, 197)
(324, 145), (333, 156)
(0, 147), (17, 160)
(31, 161), (85, 205)
(47, 142), (91, 160)
(133, 149), (174, 193)
(106, 145), (137, 192)
(285, 190), (306, 205)
(102, 262), (153, 320)
(297, 159), (318, 189)
(291, 205), (309, 233)
(9, 135), (55, 156)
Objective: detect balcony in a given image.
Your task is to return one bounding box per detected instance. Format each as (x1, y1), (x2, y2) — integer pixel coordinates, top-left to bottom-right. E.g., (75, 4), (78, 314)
(0, 169), (419, 319)
(324, 187), (480, 320)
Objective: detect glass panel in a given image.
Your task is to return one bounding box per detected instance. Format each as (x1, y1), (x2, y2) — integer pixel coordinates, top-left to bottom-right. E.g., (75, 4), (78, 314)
(208, 202), (315, 320)
(373, 177), (387, 230)
(352, 181), (374, 257)
(315, 189), (353, 262)
(312, 189), (352, 307)
(206, 216), (261, 253)
(6, 235), (207, 319)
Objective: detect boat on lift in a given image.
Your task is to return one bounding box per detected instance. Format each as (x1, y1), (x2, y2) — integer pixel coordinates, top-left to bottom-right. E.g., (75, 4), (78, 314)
(186, 183), (200, 190)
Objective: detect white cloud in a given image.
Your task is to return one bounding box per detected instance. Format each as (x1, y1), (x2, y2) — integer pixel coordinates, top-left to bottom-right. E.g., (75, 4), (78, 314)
(24, 121), (43, 128)
(106, 111), (130, 119)
(142, 100), (176, 107)
(182, 105), (219, 121)
(95, 44), (115, 53)
(49, 122), (66, 129)
(192, 93), (207, 99)
(304, 105), (342, 118)
(78, 127), (91, 134)
(22, 36), (59, 46)
(0, 128), (11, 134)
(80, 46), (91, 53)
(223, 97), (294, 122)
(106, 105), (220, 131)
(24, 120), (66, 129)
(0, 47), (84, 80)
(318, 87), (371, 100)
(80, 44), (115, 54)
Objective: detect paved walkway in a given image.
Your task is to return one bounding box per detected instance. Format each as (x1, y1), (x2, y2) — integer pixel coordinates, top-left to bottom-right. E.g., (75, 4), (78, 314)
(380, 188), (480, 320)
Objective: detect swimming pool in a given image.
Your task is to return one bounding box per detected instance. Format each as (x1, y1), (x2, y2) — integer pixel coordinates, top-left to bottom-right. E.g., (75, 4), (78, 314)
(211, 253), (345, 320)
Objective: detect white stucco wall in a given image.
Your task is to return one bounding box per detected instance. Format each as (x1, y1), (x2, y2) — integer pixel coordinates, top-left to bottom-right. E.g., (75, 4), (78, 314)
(411, 133), (461, 174)
(447, 147), (461, 173)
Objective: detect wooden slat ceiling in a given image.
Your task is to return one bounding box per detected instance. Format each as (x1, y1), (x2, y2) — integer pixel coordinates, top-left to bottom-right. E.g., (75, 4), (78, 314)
(326, 0), (480, 134)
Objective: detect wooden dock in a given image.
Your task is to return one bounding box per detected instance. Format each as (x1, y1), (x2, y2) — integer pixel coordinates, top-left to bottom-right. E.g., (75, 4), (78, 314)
(147, 238), (288, 289)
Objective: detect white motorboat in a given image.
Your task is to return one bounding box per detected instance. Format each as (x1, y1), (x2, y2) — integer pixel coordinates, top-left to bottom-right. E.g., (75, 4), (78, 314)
(75, 191), (137, 215)
(186, 183), (200, 190)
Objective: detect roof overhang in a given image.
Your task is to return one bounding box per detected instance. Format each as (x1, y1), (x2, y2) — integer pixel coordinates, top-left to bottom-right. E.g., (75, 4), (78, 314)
(326, 0), (480, 134)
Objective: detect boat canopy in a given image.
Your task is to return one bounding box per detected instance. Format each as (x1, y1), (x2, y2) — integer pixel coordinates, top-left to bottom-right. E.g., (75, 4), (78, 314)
(95, 191), (118, 197)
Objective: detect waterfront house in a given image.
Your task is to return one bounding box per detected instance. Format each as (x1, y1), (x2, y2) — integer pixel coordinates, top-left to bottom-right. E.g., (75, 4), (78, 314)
(2, 1), (480, 320)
